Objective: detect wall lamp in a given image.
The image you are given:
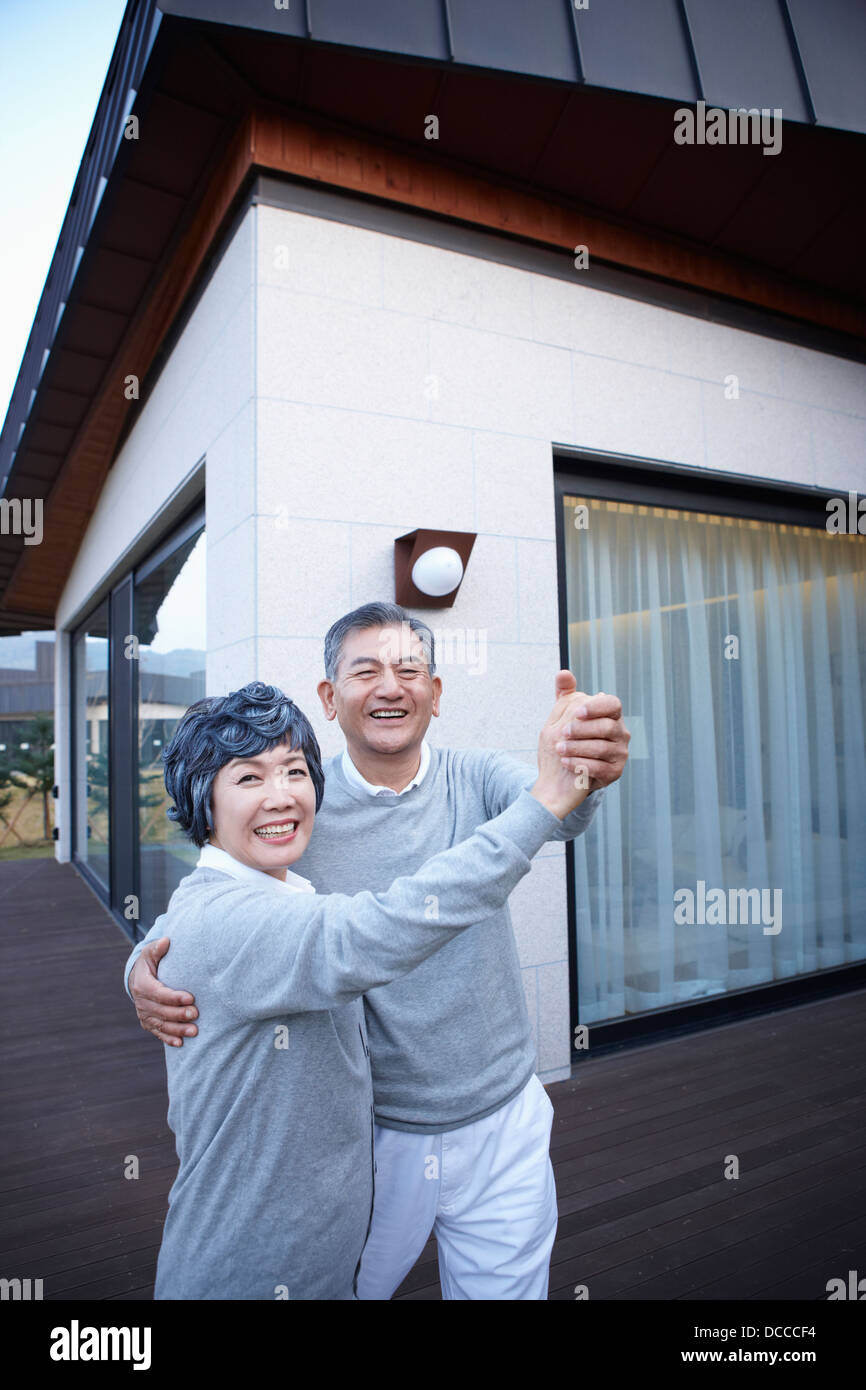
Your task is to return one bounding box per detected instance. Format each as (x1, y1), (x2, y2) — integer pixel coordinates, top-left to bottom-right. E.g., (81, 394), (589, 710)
(394, 528), (477, 608)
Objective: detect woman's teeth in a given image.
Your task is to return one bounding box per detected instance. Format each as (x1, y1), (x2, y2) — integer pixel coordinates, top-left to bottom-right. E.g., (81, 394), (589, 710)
(254, 822), (297, 838)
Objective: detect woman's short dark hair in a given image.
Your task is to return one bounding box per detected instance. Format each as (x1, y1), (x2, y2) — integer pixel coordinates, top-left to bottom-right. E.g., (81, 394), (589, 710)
(162, 681), (325, 847)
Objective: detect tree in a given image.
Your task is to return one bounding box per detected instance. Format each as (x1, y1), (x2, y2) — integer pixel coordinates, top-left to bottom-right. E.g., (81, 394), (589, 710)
(85, 748), (109, 844)
(0, 749), (14, 820)
(9, 714), (55, 840)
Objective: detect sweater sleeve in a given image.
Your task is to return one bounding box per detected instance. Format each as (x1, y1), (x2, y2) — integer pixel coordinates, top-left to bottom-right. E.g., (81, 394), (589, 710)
(123, 920), (165, 1000)
(203, 788), (561, 1020)
(478, 749), (604, 842)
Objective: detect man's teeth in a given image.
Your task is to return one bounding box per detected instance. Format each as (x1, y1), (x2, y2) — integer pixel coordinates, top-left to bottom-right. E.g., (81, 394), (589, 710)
(254, 822), (297, 838)
(370, 711), (407, 718)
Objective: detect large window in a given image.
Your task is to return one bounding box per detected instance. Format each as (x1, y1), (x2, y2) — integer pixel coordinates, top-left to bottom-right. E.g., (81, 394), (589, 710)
(70, 507), (205, 935)
(560, 488), (866, 1025)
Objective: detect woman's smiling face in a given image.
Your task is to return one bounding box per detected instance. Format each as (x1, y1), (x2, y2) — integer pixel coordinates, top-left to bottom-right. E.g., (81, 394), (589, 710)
(208, 740), (317, 879)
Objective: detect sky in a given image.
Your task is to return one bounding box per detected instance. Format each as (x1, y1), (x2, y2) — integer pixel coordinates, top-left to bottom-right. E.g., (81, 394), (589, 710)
(0, 0), (210, 662)
(0, 0), (128, 422)
(0, 1), (127, 661)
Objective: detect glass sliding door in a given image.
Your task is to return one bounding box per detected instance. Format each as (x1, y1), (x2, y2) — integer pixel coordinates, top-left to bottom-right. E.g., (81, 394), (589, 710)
(69, 505), (205, 937)
(134, 525), (206, 930)
(561, 494), (866, 1024)
(71, 600), (110, 892)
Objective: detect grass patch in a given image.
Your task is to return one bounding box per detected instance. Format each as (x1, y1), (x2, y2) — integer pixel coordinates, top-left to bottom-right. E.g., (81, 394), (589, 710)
(0, 842), (56, 861)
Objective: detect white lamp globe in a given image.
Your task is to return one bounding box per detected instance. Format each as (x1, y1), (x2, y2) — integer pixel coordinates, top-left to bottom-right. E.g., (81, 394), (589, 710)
(411, 546), (464, 598)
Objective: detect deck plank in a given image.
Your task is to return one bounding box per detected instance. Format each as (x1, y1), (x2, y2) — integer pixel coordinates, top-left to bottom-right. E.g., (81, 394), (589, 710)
(1, 858), (863, 1302)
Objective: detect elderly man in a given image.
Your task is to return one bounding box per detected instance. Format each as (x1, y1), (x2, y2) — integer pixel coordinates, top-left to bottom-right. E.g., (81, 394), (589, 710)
(126, 601), (629, 1300)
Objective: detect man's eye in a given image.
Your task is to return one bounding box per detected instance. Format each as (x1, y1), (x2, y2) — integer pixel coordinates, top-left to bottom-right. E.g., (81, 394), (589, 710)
(398, 667), (418, 677)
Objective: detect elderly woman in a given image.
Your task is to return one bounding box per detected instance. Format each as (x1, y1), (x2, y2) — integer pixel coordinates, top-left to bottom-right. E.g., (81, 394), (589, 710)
(146, 681), (586, 1300)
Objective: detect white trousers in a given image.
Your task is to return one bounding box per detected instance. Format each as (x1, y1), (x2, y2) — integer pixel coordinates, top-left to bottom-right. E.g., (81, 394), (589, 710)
(355, 1073), (558, 1300)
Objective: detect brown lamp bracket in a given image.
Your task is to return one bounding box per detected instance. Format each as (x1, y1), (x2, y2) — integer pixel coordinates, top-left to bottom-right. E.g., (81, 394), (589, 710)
(394, 528), (477, 608)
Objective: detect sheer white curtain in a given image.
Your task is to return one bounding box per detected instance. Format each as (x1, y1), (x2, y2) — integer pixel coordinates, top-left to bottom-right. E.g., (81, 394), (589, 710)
(563, 498), (866, 1023)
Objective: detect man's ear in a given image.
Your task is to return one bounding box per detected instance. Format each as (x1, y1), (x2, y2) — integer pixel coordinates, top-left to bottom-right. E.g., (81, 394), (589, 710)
(317, 679), (337, 722)
(431, 674), (443, 717)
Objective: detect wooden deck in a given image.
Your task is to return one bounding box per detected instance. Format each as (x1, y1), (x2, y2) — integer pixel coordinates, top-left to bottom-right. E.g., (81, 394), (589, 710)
(1, 858), (864, 1301)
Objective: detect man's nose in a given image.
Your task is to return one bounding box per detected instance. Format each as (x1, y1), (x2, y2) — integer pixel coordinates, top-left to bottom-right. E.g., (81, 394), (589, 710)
(375, 665), (402, 697)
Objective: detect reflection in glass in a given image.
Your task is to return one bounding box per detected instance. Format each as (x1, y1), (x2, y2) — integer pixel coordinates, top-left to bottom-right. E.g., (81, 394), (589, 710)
(135, 530), (206, 929)
(72, 602), (110, 891)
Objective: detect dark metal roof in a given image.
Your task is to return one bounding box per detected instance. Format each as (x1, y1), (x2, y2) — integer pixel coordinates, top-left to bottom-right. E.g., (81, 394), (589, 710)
(1, 0), (864, 636)
(158, 0), (866, 134)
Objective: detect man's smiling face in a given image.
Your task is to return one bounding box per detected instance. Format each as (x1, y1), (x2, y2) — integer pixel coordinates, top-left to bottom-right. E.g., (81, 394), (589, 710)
(318, 623), (442, 761)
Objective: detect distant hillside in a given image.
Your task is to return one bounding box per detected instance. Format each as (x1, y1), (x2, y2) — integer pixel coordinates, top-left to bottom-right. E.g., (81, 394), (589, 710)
(139, 647), (205, 678)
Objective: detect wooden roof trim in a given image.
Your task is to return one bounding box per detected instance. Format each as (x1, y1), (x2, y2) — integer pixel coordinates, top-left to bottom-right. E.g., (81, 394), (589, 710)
(6, 103), (863, 624)
(250, 106), (865, 339)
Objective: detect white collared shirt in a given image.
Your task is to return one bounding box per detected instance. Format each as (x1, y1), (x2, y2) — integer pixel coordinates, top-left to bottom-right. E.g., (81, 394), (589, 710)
(341, 740), (431, 799)
(197, 841), (316, 894)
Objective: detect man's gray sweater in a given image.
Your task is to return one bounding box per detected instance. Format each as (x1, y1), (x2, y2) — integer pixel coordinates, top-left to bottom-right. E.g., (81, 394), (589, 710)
(127, 749), (602, 1137)
(303, 751), (602, 1131)
(138, 790), (563, 1299)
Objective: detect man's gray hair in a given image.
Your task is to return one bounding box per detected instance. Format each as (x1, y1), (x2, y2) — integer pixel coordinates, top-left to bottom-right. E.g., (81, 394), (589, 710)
(323, 603), (436, 681)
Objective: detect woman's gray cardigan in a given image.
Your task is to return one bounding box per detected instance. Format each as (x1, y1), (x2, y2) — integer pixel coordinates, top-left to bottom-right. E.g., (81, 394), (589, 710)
(150, 789), (560, 1299)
